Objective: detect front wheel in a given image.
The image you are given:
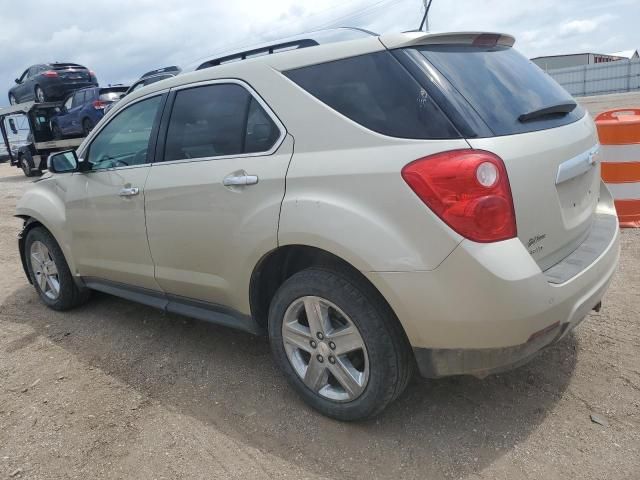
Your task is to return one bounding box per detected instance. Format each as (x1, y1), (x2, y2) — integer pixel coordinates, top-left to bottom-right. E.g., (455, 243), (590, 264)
(82, 118), (94, 136)
(25, 227), (90, 310)
(268, 268), (413, 421)
(52, 123), (63, 140)
(9, 94), (17, 105)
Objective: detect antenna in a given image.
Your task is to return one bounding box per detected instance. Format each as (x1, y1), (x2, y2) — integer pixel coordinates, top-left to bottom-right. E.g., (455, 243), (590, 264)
(418, 0), (434, 32)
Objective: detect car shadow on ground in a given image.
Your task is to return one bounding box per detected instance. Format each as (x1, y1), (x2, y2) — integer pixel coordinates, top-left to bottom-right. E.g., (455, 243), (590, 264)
(2, 286), (578, 479)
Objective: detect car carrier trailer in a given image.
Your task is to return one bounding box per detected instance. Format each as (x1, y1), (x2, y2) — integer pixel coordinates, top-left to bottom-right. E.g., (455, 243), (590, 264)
(0, 101), (84, 177)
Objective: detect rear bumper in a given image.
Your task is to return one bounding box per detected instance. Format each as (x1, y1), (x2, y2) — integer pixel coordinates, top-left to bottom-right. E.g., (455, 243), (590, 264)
(366, 194), (620, 378)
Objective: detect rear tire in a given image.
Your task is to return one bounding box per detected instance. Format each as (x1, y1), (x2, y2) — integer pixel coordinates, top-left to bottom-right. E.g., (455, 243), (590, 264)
(20, 154), (34, 177)
(25, 227), (90, 311)
(268, 268), (413, 421)
(35, 86), (46, 103)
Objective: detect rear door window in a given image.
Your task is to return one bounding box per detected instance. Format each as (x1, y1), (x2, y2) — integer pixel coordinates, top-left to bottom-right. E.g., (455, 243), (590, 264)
(415, 45), (585, 136)
(284, 51), (459, 139)
(72, 90), (86, 108)
(162, 83), (281, 161)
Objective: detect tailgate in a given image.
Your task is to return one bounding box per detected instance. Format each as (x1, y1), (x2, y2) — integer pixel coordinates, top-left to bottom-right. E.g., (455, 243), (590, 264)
(404, 39), (601, 270)
(468, 115), (600, 270)
(52, 63), (90, 80)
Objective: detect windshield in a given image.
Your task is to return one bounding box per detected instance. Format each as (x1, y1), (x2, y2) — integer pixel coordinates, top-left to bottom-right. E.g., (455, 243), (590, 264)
(416, 45), (585, 136)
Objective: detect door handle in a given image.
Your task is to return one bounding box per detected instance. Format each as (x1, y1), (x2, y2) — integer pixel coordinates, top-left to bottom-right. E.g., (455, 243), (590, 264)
(119, 187), (139, 197)
(223, 174), (259, 186)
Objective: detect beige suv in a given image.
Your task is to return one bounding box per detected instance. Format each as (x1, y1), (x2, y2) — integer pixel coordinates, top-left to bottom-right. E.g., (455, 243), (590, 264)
(16, 29), (620, 420)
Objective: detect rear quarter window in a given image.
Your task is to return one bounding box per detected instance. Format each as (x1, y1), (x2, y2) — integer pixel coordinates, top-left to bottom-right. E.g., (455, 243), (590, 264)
(284, 51), (460, 139)
(416, 45), (585, 136)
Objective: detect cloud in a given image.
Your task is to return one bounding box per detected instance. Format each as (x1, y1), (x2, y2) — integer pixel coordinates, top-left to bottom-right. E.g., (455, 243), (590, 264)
(560, 19), (599, 35)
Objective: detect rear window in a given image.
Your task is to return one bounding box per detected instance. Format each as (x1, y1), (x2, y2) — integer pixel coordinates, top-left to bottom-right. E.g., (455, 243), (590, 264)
(51, 63), (86, 70)
(99, 92), (123, 102)
(416, 45), (585, 136)
(284, 51), (460, 139)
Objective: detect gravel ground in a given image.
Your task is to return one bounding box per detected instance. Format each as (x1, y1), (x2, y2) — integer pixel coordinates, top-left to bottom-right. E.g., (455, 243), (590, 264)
(0, 159), (638, 479)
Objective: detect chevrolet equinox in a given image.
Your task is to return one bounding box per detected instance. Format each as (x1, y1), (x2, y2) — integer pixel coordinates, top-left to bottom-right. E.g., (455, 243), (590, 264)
(16, 30), (620, 420)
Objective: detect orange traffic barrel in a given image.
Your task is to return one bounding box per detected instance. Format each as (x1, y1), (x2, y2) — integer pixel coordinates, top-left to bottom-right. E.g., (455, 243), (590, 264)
(595, 108), (640, 228)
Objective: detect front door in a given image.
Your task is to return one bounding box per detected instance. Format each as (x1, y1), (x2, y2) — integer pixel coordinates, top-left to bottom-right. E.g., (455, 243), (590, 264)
(144, 81), (291, 311)
(65, 93), (166, 290)
(14, 69), (31, 102)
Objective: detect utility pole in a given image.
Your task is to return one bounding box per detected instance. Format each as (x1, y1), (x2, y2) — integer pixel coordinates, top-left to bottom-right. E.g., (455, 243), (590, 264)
(419, 0), (434, 32)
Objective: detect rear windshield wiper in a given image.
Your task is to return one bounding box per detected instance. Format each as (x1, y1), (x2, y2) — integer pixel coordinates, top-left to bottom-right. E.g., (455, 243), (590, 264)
(518, 102), (577, 123)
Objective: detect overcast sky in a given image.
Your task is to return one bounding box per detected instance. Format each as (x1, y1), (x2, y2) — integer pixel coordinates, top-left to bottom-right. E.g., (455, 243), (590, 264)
(0, 0), (638, 106)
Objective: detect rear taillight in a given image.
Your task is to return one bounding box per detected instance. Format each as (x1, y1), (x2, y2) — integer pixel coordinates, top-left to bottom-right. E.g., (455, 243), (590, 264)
(42, 70), (58, 78)
(93, 100), (106, 109)
(401, 150), (517, 243)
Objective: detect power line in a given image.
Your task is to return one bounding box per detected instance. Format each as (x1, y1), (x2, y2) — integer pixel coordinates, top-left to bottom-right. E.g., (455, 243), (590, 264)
(184, 0), (404, 68)
(314, 0), (402, 30)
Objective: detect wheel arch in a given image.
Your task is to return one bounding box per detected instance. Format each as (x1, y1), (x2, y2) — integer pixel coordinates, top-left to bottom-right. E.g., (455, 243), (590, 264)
(15, 186), (77, 279)
(249, 244), (411, 346)
(17, 215), (83, 288)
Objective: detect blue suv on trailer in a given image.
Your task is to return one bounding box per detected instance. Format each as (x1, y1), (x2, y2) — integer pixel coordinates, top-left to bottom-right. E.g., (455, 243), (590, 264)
(50, 86), (128, 138)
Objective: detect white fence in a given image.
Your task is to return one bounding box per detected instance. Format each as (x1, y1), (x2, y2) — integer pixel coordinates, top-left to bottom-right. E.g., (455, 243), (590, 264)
(546, 59), (640, 97)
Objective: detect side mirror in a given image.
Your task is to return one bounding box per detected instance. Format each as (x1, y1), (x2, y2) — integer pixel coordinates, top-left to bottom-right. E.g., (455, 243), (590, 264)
(8, 119), (18, 135)
(47, 150), (79, 174)
(15, 78), (21, 84)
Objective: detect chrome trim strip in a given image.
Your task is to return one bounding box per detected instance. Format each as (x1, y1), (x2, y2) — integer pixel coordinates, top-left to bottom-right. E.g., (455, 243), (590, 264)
(556, 144), (600, 185)
(158, 78), (287, 163)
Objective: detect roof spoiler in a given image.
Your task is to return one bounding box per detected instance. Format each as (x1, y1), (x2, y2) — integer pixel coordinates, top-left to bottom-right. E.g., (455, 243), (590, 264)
(379, 31), (515, 50)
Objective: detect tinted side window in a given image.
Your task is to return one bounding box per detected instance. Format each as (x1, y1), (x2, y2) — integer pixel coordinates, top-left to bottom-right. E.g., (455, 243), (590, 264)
(86, 95), (162, 170)
(245, 98), (280, 153)
(284, 51), (459, 139)
(163, 83), (280, 161)
(72, 91), (86, 108)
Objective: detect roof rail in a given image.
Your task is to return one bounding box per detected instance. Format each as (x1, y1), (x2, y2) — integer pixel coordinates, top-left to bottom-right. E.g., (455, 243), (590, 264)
(197, 39), (318, 70)
(194, 27), (378, 71)
(140, 65), (181, 79)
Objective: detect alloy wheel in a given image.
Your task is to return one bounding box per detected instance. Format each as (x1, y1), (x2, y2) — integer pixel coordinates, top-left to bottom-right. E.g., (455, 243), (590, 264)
(30, 240), (60, 300)
(36, 87), (45, 103)
(9, 95), (16, 105)
(281, 296), (369, 402)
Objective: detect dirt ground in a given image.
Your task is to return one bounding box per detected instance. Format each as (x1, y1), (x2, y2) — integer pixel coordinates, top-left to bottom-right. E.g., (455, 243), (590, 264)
(0, 159), (638, 480)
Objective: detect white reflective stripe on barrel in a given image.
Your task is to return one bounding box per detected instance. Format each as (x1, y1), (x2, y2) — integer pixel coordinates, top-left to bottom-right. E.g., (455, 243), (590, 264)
(599, 144), (640, 163)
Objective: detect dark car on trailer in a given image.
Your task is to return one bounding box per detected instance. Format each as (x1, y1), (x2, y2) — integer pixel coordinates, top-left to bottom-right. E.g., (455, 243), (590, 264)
(8, 63), (98, 105)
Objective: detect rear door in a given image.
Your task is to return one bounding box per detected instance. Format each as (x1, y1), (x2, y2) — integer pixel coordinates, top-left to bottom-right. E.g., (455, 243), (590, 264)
(60, 90), (85, 135)
(144, 80), (291, 310)
(409, 42), (600, 269)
